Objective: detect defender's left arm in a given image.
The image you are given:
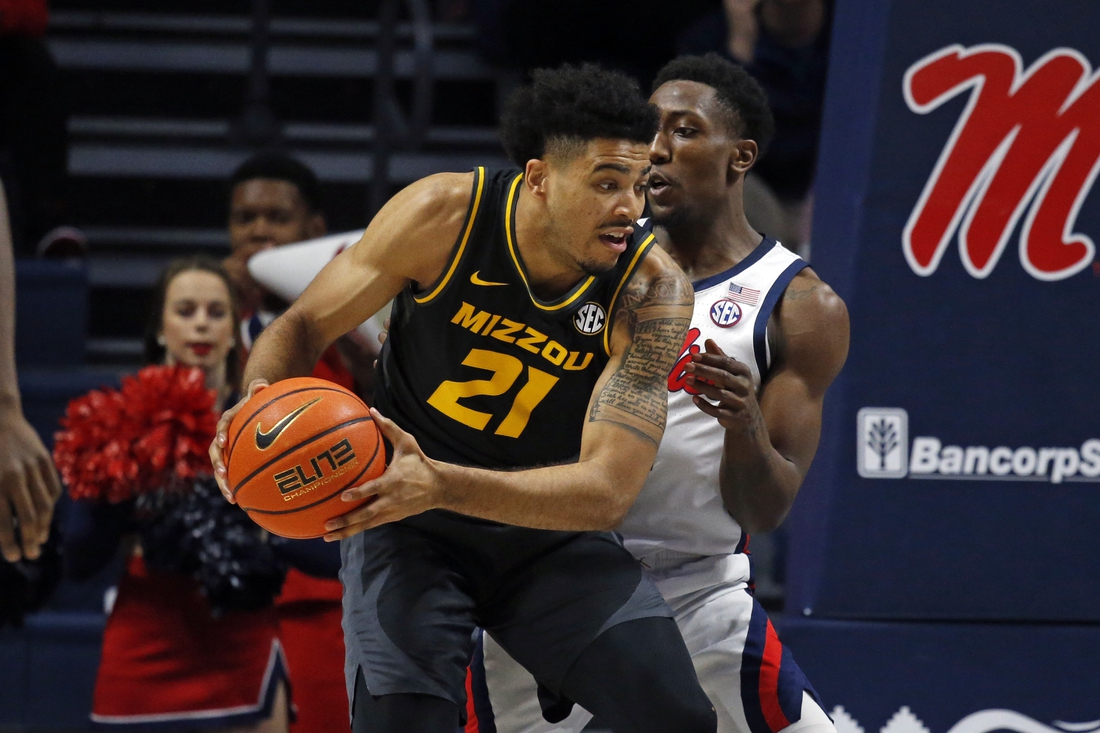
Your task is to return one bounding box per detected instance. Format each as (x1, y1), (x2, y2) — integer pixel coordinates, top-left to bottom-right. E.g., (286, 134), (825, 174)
(686, 269), (849, 533)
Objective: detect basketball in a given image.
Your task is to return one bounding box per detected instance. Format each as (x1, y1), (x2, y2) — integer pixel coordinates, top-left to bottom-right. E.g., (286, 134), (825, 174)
(225, 377), (386, 539)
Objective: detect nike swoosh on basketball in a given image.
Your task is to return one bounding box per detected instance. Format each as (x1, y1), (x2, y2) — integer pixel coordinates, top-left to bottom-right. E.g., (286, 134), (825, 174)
(255, 396), (323, 450)
(470, 271), (508, 287)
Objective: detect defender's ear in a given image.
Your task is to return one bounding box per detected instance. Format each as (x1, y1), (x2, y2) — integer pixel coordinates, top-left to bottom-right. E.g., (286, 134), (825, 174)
(728, 139), (759, 179)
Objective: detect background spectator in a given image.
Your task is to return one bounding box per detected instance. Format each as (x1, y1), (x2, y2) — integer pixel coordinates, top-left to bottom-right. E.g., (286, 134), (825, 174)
(225, 152), (374, 400)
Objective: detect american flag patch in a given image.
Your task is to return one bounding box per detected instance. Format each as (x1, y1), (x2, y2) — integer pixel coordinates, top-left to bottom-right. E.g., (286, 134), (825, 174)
(727, 282), (760, 305)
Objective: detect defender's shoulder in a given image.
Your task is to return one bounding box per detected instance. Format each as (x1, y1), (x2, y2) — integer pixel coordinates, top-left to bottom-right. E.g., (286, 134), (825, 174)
(774, 267), (850, 384)
(782, 267), (848, 329)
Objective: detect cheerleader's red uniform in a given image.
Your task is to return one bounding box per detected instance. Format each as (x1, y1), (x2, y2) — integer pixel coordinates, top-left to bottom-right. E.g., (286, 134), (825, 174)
(91, 554), (288, 729)
(62, 492), (291, 730)
(277, 570), (347, 733)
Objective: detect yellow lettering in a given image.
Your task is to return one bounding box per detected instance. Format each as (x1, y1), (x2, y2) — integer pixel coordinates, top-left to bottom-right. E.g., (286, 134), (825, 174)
(541, 340), (568, 366)
(490, 319), (523, 344)
(452, 302), (491, 332)
(481, 314), (502, 335)
(516, 327), (548, 354)
(563, 351), (594, 371)
(495, 367), (558, 438)
(427, 349), (524, 430)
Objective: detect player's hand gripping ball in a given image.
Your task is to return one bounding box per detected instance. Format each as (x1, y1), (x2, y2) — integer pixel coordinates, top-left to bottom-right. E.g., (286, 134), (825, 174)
(225, 378), (387, 538)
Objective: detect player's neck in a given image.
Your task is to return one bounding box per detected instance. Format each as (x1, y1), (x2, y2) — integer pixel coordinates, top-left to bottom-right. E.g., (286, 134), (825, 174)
(513, 186), (588, 299)
(658, 203), (762, 282)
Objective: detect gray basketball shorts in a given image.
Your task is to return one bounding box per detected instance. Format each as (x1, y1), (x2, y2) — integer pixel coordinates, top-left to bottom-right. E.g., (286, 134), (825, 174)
(339, 510), (672, 711)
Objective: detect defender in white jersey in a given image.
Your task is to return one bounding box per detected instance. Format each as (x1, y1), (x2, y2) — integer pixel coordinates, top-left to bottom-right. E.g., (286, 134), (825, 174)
(471, 54), (850, 733)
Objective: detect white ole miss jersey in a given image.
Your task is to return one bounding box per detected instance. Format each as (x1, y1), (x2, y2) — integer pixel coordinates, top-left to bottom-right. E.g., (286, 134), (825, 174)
(620, 237), (808, 565)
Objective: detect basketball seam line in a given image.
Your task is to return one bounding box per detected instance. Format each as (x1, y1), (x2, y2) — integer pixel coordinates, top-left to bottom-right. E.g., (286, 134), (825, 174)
(230, 416), (374, 499)
(225, 386), (357, 464)
(240, 435), (381, 518)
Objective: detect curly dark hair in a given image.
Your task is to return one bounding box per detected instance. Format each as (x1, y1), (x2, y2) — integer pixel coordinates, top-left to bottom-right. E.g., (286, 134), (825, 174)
(653, 53), (775, 157)
(500, 63), (659, 166)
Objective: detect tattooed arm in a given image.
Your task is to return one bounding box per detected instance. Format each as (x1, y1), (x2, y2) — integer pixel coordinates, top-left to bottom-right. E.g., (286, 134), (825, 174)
(588, 248), (694, 445)
(323, 250), (693, 537)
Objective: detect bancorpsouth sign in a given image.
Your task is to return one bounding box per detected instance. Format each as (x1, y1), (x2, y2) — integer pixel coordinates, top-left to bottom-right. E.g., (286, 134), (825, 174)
(903, 44), (1100, 281)
(857, 408), (1100, 484)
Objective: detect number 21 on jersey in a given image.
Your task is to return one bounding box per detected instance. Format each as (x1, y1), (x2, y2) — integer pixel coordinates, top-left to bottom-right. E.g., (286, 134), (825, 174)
(427, 348), (558, 438)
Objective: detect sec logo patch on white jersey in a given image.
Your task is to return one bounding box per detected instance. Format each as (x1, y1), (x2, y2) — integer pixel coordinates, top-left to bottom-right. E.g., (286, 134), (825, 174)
(709, 299), (742, 327)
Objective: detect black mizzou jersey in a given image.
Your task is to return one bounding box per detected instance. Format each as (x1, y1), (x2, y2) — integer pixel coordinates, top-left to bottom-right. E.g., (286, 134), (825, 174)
(374, 166), (657, 469)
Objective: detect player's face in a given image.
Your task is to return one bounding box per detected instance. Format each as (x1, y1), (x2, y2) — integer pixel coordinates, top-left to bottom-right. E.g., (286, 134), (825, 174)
(648, 81), (738, 229)
(160, 270), (236, 373)
(228, 179), (324, 254)
(544, 139), (650, 276)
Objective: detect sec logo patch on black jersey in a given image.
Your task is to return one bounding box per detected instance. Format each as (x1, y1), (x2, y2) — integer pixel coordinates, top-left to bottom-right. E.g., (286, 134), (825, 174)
(574, 302), (606, 335)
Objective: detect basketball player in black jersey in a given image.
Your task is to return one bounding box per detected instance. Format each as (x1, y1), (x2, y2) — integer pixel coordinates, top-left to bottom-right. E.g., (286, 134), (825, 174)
(210, 65), (716, 733)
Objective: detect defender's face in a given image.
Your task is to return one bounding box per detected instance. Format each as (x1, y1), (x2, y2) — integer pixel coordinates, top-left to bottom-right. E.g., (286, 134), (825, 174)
(648, 81), (737, 228)
(228, 179), (322, 253)
(160, 270), (235, 373)
(544, 139), (651, 275)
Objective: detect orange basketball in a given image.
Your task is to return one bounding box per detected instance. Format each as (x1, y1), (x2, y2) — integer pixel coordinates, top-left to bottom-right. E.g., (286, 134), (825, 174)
(225, 377), (386, 539)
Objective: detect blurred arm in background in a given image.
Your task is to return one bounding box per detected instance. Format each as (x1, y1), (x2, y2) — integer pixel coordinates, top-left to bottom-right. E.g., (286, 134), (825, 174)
(0, 180), (62, 562)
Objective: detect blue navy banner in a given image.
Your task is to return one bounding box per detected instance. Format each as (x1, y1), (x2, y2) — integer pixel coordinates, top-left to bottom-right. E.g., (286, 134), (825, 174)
(786, 0), (1100, 619)
(778, 619), (1100, 733)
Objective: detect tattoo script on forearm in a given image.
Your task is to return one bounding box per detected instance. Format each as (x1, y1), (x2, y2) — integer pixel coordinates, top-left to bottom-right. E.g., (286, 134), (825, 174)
(590, 274), (692, 444)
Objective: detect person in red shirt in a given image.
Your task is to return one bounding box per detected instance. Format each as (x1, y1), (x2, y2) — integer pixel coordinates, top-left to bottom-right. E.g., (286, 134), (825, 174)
(224, 152), (361, 733)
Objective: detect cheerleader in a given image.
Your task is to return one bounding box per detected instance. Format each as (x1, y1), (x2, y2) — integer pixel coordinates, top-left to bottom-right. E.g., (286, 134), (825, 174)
(59, 257), (291, 732)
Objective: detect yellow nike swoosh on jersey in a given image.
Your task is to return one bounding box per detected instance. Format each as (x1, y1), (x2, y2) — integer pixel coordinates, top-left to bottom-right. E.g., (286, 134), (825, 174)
(255, 396), (322, 450)
(470, 271), (509, 287)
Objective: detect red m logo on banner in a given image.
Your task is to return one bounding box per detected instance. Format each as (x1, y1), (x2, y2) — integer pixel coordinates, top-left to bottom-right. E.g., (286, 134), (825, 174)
(903, 44), (1100, 281)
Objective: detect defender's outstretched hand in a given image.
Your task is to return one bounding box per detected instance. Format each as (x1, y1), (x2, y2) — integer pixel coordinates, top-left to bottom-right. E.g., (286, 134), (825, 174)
(322, 408), (440, 541)
(210, 379), (270, 502)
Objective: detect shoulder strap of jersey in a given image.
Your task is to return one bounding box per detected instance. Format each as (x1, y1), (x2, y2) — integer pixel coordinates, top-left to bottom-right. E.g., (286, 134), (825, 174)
(601, 219), (659, 357)
(752, 249), (809, 378)
(414, 166), (489, 305)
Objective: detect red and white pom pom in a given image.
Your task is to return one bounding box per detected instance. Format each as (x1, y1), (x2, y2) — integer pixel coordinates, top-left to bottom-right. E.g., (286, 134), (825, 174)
(53, 366), (218, 502)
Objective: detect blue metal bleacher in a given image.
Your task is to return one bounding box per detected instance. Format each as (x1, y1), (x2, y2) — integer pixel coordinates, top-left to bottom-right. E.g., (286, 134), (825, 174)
(0, 612), (105, 731)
